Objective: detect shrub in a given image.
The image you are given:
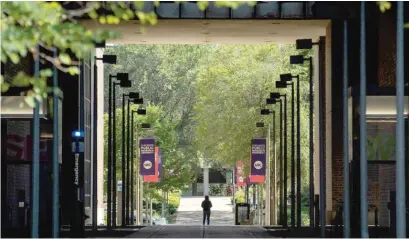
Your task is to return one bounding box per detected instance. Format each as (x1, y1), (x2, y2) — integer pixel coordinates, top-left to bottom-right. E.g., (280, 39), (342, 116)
(167, 192), (181, 215)
(234, 189), (246, 203)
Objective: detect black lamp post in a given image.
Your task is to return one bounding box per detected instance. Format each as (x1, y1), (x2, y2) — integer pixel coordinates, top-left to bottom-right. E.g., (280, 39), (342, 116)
(276, 79), (295, 228)
(267, 94), (287, 228)
(126, 97), (144, 225)
(277, 73), (301, 227)
(93, 54), (116, 232)
(292, 38), (319, 227)
(260, 109), (277, 225)
(261, 107), (281, 225)
(130, 109), (147, 225)
(122, 92), (140, 226)
(109, 73), (131, 228)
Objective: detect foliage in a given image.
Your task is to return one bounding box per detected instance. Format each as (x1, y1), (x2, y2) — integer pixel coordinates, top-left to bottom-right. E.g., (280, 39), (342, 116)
(209, 184), (223, 196)
(1, 1), (159, 106)
(234, 189), (246, 203)
(377, 1), (409, 28)
(103, 105), (195, 196)
(367, 135), (395, 160)
(104, 45), (213, 190)
(193, 44), (312, 189)
(167, 192), (181, 215)
(1, 1), (253, 106)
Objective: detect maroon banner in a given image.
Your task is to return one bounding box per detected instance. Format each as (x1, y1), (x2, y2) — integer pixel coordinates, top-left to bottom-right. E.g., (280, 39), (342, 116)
(140, 138), (156, 175)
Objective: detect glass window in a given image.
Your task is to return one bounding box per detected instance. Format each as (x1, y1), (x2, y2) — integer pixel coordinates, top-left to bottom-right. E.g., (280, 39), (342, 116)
(367, 119), (396, 161)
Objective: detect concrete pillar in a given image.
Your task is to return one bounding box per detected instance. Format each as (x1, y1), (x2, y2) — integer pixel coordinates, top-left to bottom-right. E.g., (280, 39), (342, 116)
(96, 48), (105, 225)
(203, 167), (209, 196)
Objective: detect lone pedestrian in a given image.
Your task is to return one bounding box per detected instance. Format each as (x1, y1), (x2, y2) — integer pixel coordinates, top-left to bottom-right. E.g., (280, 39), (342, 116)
(201, 195), (212, 225)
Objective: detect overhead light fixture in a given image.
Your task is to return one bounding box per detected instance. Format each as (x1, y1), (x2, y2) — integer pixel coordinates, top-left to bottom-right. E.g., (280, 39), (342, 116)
(129, 92), (140, 99)
(120, 80), (132, 88)
(261, 109), (271, 115)
(266, 98), (279, 105)
(256, 122), (265, 127)
(290, 55), (305, 64)
(94, 40), (106, 48)
(114, 73), (131, 88)
(141, 123), (151, 129)
(133, 98), (144, 105)
(280, 73), (293, 82)
(102, 54), (117, 64)
(137, 109), (147, 115)
(116, 73), (129, 82)
(276, 81), (288, 88)
(270, 92), (281, 99)
(296, 39), (313, 49)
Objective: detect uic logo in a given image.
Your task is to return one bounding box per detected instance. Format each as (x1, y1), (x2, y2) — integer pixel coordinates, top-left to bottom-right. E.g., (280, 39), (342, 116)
(143, 160), (152, 169)
(254, 161), (263, 170)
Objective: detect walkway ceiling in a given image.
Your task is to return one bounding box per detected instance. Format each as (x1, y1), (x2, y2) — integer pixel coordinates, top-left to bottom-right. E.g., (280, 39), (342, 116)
(81, 19), (329, 44)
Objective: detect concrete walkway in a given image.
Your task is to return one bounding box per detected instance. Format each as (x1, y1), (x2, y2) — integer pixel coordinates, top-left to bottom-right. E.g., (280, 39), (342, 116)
(175, 196), (234, 225)
(127, 225), (273, 238)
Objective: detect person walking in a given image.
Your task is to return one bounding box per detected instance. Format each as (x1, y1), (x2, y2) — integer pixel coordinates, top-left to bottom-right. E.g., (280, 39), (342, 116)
(201, 195), (212, 225)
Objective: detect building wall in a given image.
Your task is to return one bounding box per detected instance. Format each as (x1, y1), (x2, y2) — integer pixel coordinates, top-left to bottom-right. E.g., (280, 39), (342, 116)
(5, 121), (31, 228)
(329, 3), (407, 230)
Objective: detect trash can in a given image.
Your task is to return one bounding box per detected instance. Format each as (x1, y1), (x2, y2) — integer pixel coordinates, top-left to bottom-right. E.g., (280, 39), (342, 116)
(235, 203), (250, 225)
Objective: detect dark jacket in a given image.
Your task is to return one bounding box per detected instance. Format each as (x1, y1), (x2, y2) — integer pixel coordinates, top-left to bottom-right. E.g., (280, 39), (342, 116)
(201, 200), (212, 211)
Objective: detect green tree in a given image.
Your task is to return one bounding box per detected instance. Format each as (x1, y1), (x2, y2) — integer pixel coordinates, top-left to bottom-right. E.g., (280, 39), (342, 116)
(193, 44), (312, 189)
(103, 104), (196, 198)
(1, 1), (160, 105)
(103, 45), (213, 188)
(1, 1), (254, 106)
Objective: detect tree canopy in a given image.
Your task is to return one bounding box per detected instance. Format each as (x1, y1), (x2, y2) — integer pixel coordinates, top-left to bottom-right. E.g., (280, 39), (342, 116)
(104, 44), (313, 191)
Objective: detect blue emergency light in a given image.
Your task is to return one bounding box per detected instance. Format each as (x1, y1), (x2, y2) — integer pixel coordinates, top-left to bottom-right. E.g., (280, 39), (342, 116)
(72, 130), (84, 138)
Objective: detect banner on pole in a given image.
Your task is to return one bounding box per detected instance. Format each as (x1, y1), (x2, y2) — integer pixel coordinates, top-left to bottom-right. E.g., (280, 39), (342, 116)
(235, 161), (246, 186)
(158, 149), (162, 181)
(140, 138), (156, 176)
(250, 138), (266, 183)
(144, 146), (159, 182)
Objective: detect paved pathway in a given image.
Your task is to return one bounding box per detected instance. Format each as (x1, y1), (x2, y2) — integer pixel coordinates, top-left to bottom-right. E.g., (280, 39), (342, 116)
(127, 225), (273, 238)
(175, 196), (234, 225)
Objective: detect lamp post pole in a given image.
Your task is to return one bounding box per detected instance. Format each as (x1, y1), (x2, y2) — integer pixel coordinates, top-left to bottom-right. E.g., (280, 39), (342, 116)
(126, 99), (132, 225)
(359, 2), (368, 237)
(282, 95), (288, 228)
(272, 111), (277, 225)
(121, 94), (126, 226)
(31, 45), (40, 238)
(289, 82), (295, 228)
(266, 123), (271, 226)
(113, 82), (119, 227)
(295, 75), (301, 228)
(131, 112), (136, 225)
(342, 20), (351, 238)
(395, 2), (406, 238)
(279, 101), (283, 226)
(52, 49), (60, 238)
(107, 75), (113, 228)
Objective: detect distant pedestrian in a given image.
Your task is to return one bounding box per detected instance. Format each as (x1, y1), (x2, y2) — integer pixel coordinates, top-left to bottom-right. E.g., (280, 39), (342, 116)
(201, 195), (212, 225)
